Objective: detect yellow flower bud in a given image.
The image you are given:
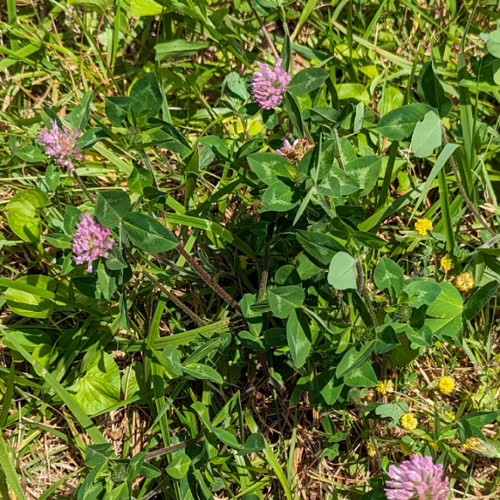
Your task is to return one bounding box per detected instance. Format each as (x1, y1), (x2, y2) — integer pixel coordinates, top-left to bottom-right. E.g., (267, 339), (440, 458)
(367, 442), (377, 458)
(440, 256), (452, 272)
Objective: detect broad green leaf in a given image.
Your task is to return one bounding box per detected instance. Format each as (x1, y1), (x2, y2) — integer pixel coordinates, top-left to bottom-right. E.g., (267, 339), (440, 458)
(336, 342), (375, 378)
(319, 166), (359, 197)
(66, 91), (93, 130)
(162, 345), (183, 376)
(149, 119), (192, 156)
(239, 294), (263, 336)
(213, 428), (240, 449)
(103, 483), (129, 500)
(374, 258), (404, 296)
(166, 454), (191, 479)
(70, 0), (112, 11)
(411, 111), (442, 158)
(487, 29), (500, 58)
(15, 146), (47, 163)
(288, 68), (329, 94)
(155, 40), (211, 60)
(129, 0), (164, 16)
(427, 282), (463, 318)
(5, 276), (57, 318)
(7, 189), (50, 242)
(183, 363), (223, 384)
(128, 165), (153, 194)
(123, 213), (178, 253)
(296, 230), (345, 266)
(248, 153), (295, 185)
(345, 156), (382, 197)
(105, 96), (143, 127)
(377, 104), (432, 141)
(261, 180), (301, 212)
(286, 309), (311, 368)
(237, 433), (266, 455)
(403, 279), (441, 308)
(460, 411), (498, 428)
(312, 367), (344, 405)
(417, 62), (452, 117)
(336, 83), (370, 103)
(268, 286), (305, 319)
(68, 352), (121, 415)
(343, 361), (377, 387)
(130, 72), (162, 118)
(374, 401), (409, 428)
(95, 190), (131, 229)
(1, 328), (52, 352)
(97, 261), (117, 300)
(390, 332), (420, 367)
(328, 252), (357, 290)
(464, 281), (499, 320)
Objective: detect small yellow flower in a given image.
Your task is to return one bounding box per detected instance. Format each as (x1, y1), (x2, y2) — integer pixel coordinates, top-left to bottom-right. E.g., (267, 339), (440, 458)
(429, 442), (439, 451)
(400, 413), (418, 431)
(440, 256), (453, 272)
(367, 442), (377, 458)
(455, 272), (474, 292)
(415, 218), (433, 237)
(437, 376), (455, 394)
(239, 255), (249, 270)
(376, 379), (394, 395)
(400, 443), (412, 456)
(444, 411), (455, 421)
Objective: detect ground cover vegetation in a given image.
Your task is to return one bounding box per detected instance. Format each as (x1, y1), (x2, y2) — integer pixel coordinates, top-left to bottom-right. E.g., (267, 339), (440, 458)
(1, 0), (500, 499)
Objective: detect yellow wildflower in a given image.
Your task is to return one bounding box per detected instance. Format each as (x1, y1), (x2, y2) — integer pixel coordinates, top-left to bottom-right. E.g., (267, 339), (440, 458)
(440, 256), (453, 272)
(376, 379), (394, 395)
(400, 443), (412, 456)
(455, 272), (474, 292)
(400, 413), (418, 431)
(239, 255), (248, 270)
(415, 218), (433, 237)
(437, 376), (455, 394)
(367, 442), (377, 458)
(444, 411), (455, 421)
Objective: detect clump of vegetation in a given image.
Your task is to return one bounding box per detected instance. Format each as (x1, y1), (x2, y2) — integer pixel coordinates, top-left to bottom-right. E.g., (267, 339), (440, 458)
(1, 1), (500, 499)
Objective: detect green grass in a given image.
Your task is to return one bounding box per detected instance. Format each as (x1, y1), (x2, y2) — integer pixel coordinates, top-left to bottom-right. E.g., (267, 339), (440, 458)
(1, 1), (500, 499)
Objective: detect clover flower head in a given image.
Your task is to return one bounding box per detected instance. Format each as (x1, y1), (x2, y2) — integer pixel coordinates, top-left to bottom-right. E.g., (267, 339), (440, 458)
(400, 413), (418, 431)
(444, 411), (455, 421)
(415, 218), (433, 237)
(252, 58), (290, 110)
(376, 379), (394, 395)
(367, 442), (377, 458)
(72, 213), (115, 273)
(437, 376), (454, 394)
(38, 121), (83, 173)
(440, 256), (453, 272)
(385, 454), (450, 500)
(455, 272), (474, 292)
(276, 137), (314, 164)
